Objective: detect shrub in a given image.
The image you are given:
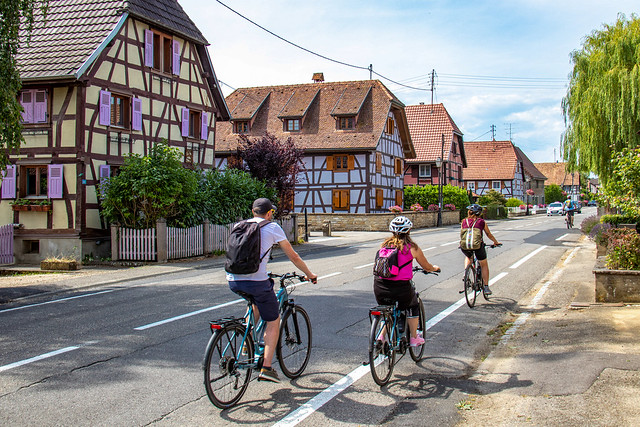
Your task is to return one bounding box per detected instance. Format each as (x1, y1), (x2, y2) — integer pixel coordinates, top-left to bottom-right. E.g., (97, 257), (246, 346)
(589, 222), (612, 246)
(389, 205), (403, 213)
(605, 228), (640, 270)
(506, 198), (523, 207)
(580, 215), (600, 236)
(427, 204), (440, 212)
(478, 189), (507, 206)
(484, 205), (507, 219)
(403, 184), (469, 212)
(600, 214), (640, 226)
(409, 203), (423, 212)
(444, 203), (456, 211)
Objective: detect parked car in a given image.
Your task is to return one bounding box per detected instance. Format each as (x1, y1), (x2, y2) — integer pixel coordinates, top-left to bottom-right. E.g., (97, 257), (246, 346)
(547, 202), (563, 216)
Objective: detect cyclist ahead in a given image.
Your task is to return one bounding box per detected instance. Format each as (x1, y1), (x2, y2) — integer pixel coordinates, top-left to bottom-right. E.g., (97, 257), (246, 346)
(563, 196), (575, 227)
(373, 216), (440, 346)
(226, 198), (317, 383)
(460, 204), (501, 295)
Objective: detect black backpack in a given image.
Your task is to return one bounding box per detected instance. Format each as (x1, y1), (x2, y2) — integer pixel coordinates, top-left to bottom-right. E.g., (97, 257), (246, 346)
(224, 220), (271, 274)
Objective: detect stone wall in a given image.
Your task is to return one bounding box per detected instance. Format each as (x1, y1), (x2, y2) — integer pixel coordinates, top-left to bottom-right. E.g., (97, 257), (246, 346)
(293, 210), (460, 232)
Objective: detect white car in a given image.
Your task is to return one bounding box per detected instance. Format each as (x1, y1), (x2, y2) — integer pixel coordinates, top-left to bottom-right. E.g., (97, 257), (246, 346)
(547, 202), (563, 216)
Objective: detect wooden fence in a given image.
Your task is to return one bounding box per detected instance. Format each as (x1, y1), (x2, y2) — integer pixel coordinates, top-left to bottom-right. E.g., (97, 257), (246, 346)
(0, 224), (14, 265)
(112, 217), (298, 262)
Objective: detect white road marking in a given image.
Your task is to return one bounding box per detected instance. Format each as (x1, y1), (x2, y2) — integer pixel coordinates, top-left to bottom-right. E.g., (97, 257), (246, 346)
(309, 237), (344, 243)
(509, 245), (548, 269)
(0, 341), (98, 372)
(0, 290), (116, 314)
(440, 241), (459, 247)
(134, 299), (244, 330)
(556, 233), (569, 241)
(423, 246), (437, 252)
(354, 263), (374, 270)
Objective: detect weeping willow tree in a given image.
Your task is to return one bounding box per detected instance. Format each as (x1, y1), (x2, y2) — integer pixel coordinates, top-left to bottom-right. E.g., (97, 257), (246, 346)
(561, 14), (640, 186)
(0, 1), (49, 169)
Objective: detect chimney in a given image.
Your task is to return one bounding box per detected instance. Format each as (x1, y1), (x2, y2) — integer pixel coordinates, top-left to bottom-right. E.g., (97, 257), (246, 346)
(312, 73), (324, 83)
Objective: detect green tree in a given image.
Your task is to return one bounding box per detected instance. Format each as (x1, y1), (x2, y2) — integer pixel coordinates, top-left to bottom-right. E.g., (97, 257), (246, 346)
(195, 168), (277, 225)
(100, 141), (198, 228)
(600, 147), (640, 215)
(561, 14), (640, 185)
(0, 1), (49, 169)
(544, 184), (564, 204)
(478, 189), (507, 206)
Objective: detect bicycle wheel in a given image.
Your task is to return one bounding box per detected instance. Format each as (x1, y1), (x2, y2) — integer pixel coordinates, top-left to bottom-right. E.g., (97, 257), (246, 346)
(203, 324), (253, 409)
(277, 305), (312, 378)
(566, 216), (571, 229)
(409, 297), (426, 362)
(464, 264), (478, 308)
(369, 314), (395, 386)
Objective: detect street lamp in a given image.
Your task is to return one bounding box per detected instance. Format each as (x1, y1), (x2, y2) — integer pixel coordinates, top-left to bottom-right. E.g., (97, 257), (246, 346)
(435, 156), (443, 227)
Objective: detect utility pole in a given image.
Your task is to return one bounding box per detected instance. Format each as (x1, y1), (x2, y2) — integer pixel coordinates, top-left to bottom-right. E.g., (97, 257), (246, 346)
(490, 124), (496, 141)
(505, 123), (513, 141)
(369, 64), (373, 80)
(430, 69), (436, 107)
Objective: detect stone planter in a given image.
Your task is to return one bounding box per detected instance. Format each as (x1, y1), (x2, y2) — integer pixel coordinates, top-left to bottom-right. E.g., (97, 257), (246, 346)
(596, 243), (607, 257)
(593, 256), (640, 303)
(41, 260), (79, 271)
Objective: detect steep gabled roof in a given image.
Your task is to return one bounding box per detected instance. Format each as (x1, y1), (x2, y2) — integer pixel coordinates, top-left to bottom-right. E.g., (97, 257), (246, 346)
(514, 146), (546, 180)
(405, 103), (463, 163)
(464, 140), (519, 180)
(534, 162), (581, 187)
(217, 80), (415, 158)
(17, 0), (206, 81)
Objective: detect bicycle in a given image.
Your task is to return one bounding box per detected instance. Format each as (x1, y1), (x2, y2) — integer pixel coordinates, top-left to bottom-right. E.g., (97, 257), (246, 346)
(462, 244), (501, 308)
(368, 267), (438, 386)
(565, 210), (574, 229)
(203, 272), (313, 409)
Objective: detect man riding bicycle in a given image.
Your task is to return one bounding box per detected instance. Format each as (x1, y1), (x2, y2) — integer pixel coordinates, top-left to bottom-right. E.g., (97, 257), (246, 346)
(563, 197), (575, 227)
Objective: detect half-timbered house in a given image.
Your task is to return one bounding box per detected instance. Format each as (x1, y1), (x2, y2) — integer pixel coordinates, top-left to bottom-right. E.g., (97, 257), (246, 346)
(215, 78), (415, 213)
(515, 147), (547, 205)
(534, 162), (583, 200)
(463, 140), (526, 199)
(404, 103), (466, 188)
(0, 0), (230, 263)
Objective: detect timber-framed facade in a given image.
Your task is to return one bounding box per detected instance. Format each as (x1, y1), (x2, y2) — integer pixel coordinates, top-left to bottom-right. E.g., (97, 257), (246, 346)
(215, 79), (415, 213)
(0, 0), (229, 263)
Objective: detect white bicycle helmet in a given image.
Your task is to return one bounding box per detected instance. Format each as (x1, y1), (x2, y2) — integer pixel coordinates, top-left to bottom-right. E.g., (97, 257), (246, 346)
(389, 216), (413, 233)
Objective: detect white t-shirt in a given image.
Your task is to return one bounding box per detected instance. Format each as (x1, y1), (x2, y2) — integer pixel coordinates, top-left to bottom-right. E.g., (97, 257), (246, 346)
(226, 217), (287, 282)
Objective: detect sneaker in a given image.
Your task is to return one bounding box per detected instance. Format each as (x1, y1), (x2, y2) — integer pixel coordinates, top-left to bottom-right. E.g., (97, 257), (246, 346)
(258, 366), (280, 383)
(410, 336), (425, 347)
(484, 286), (493, 295)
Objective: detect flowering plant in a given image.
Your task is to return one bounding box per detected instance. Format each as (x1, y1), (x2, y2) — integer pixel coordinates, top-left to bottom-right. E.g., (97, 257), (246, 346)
(410, 203), (424, 212)
(444, 203), (456, 211)
(427, 204), (440, 212)
(526, 189), (535, 196)
(389, 205), (403, 213)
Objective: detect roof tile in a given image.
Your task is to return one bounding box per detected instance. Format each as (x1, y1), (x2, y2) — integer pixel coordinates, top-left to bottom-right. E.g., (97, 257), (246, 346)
(464, 140), (519, 180)
(405, 103), (462, 163)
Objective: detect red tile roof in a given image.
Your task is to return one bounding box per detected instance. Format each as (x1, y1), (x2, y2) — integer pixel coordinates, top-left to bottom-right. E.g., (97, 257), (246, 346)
(217, 80), (415, 157)
(405, 103), (462, 163)
(514, 146), (546, 179)
(534, 162), (581, 186)
(464, 140), (519, 180)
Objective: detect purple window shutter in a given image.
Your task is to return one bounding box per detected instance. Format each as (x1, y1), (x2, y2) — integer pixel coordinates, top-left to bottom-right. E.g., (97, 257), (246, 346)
(99, 165), (111, 198)
(1, 165), (16, 199)
(172, 40), (181, 76)
(34, 90), (47, 123)
(47, 164), (64, 199)
(144, 30), (154, 67)
(201, 112), (208, 141)
(20, 91), (34, 123)
(181, 107), (189, 137)
(132, 98), (142, 131)
(99, 90), (111, 126)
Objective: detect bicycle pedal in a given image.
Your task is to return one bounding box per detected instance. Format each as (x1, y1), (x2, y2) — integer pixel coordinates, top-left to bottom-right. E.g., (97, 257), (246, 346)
(458, 290), (464, 294)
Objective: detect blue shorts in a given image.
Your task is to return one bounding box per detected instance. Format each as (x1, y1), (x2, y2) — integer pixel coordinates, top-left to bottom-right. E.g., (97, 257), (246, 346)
(229, 279), (280, 322)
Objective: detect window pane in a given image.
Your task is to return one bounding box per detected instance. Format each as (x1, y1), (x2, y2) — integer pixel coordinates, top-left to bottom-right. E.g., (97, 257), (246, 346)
(26, 167), (37, 195)
(40, 167), (48, 195)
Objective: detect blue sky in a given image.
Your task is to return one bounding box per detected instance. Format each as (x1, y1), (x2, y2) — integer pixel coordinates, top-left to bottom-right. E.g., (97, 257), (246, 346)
(179, 0), (637, 163)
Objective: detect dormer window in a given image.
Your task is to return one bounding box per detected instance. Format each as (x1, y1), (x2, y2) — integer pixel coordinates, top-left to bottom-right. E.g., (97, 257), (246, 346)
(285, 119), (300, 132)
(337, 116), (355, 130)
(234, 121), (249, 134)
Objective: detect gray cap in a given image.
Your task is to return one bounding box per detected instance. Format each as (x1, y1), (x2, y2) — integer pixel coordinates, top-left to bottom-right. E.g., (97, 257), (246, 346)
(252, 198), (276, 214)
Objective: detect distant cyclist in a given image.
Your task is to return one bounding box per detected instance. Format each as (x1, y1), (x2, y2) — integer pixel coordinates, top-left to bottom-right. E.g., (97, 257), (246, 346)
(563, 197), (575, 227)
(373, 216), (440, 346)
(460, 204), (501, 295)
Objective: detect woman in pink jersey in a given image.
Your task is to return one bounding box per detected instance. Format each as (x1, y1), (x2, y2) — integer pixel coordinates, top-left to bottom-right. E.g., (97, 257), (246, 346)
(373, 216), (440, 346)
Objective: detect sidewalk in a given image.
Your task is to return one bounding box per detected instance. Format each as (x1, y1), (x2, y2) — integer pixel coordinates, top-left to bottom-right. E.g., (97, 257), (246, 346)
(458, 237), (640, 426)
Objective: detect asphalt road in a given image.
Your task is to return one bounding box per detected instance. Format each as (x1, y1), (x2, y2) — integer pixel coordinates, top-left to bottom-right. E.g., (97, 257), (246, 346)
(0, 208), (592, 426)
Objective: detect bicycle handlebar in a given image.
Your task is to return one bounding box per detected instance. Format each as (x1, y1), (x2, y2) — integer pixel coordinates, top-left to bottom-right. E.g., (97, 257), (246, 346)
(412, 266), (440, 275)
(268, 271), (317, 284)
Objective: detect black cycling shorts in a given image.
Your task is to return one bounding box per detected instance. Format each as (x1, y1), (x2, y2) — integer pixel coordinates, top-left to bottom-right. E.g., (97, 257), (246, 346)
(373, 277), (420, 317)
(461, 243), (487, 261)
